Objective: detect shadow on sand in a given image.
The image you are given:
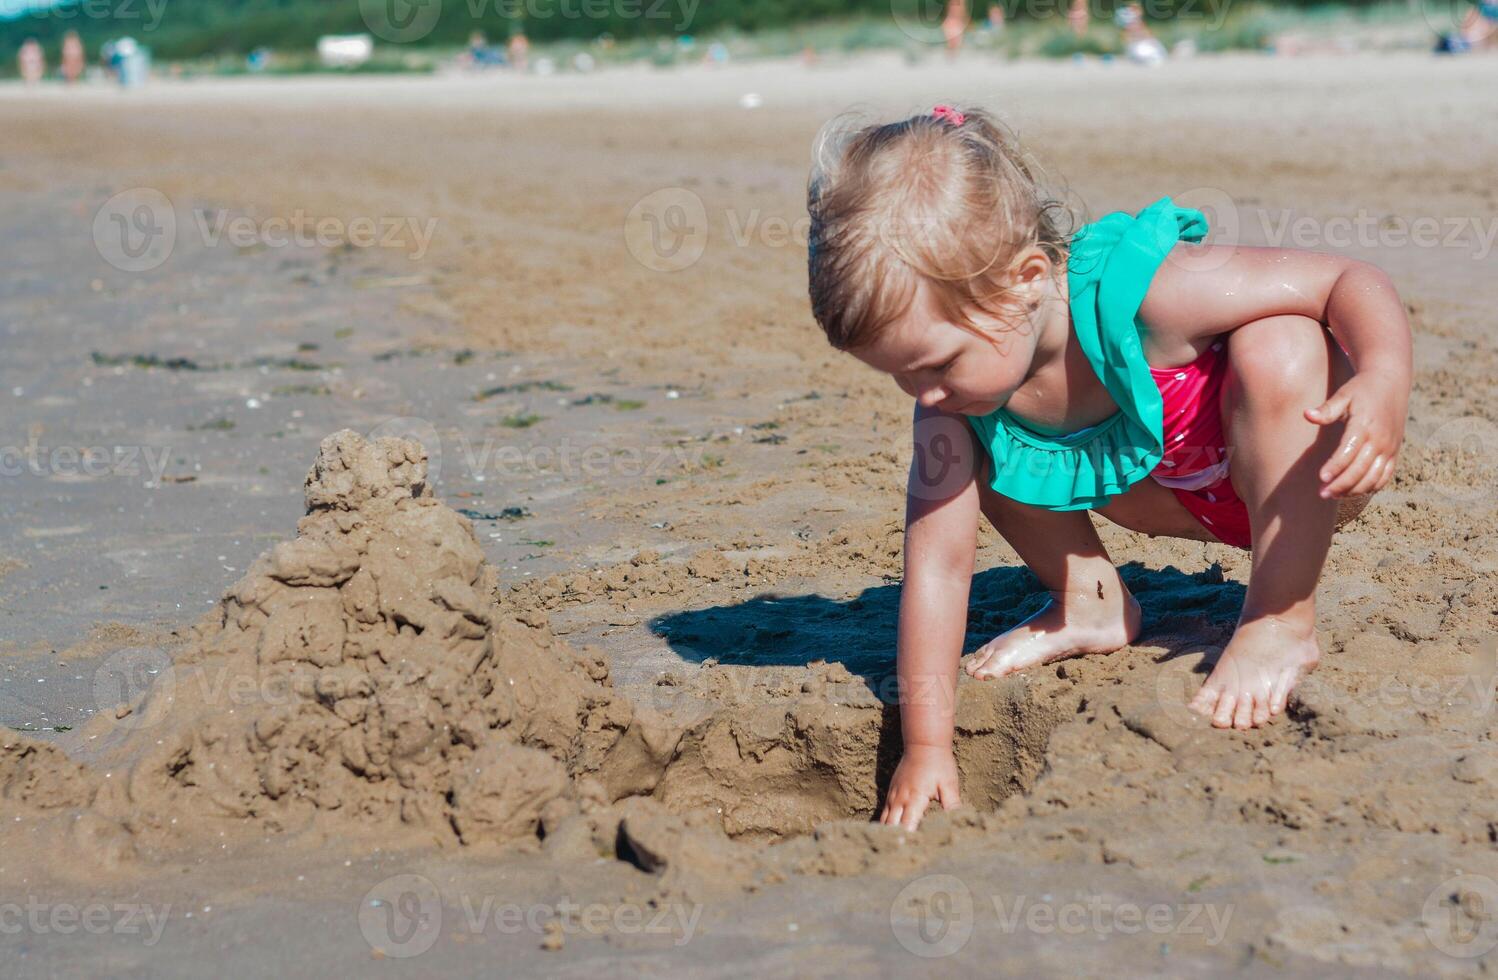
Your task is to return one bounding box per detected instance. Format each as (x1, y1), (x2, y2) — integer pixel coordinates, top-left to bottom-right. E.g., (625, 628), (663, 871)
(649, 560), (1246, 688)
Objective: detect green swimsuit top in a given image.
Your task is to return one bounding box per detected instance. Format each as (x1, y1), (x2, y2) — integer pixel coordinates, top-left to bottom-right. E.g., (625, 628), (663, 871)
(963, 196), (1209, 511)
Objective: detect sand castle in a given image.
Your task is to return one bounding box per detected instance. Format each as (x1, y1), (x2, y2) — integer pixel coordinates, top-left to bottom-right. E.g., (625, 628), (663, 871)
(1, 431), (1051, 888)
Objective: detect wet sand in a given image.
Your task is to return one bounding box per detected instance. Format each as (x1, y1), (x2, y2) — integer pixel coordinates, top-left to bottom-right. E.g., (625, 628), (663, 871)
(2, 52), (1497, 975)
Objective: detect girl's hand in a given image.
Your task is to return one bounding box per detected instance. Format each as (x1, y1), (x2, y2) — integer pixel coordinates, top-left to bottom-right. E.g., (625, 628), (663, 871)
(1305, 368), (1408, 498)
(879, 743), (961, 832)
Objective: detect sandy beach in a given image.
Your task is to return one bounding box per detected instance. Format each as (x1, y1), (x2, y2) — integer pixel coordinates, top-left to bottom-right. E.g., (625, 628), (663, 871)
(2, 51), (1497, 975)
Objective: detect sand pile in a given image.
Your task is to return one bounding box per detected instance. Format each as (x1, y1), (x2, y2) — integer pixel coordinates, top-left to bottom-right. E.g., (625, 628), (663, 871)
(2, 431), (1054, 885)
(4, 432), (632, 857)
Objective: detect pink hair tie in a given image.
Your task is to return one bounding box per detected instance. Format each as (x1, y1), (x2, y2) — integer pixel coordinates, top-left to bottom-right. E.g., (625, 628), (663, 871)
(931, 104), (966, 126)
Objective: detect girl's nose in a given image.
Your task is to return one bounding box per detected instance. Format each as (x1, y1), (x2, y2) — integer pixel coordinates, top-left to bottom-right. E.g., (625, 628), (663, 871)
(916, 386), (947, 408)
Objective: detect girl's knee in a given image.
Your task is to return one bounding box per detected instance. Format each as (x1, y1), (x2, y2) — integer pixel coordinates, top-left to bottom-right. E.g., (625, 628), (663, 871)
(1226, 315), (1334, 410)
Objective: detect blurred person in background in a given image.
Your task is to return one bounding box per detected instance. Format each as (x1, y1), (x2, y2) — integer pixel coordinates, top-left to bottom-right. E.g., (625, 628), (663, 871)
(507, 30), (530, 72)
(18, 37), (44, 84)
(1067, 0), (1090, 38)
(61, 31), (85, 84)
(985, 2), (1006, 35)
(1117, 2), (1166, 64)
(943, 0), (969, 57)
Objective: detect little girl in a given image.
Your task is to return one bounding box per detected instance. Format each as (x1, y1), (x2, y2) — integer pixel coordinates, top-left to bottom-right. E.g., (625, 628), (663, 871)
(806, 105), (1412, 831)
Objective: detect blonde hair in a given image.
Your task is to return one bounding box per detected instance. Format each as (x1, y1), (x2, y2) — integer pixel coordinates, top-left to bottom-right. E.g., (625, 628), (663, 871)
(806, 105), (1074, 352)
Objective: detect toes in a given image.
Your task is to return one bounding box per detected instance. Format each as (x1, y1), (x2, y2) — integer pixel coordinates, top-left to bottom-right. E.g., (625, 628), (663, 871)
(1251, 692), (1272, 727)
(1211, 691), (1238, 728)
(970, 655), (1007, 681)
(964, 648), (991, 678)
(1232, 693), (1256, 729)
(1188, 681), (1220, 717)
(1269, 671), (1295, 717)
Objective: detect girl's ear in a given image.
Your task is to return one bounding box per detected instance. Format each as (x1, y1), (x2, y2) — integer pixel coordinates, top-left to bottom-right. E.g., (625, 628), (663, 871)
(1009, 247), (1053, 308)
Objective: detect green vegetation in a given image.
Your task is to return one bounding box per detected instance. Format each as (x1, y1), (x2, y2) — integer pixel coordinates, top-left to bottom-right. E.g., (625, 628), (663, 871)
(0, 0), (1450, 74)
(499, 412), (544, 429)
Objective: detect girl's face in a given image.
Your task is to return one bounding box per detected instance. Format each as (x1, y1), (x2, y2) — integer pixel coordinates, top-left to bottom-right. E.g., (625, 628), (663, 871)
(851, 281), (1040, 417)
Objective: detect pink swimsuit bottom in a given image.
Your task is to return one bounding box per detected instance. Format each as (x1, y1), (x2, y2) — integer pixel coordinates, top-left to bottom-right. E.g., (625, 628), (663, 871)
(1148, 339), (1253, 550)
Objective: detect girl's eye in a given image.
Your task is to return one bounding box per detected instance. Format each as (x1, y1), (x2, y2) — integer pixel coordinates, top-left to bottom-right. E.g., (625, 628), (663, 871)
(938, 357), (958, 374)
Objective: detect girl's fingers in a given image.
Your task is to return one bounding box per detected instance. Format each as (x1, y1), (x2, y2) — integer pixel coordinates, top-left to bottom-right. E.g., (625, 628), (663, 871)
(937, 781), (962, 810)
(1318, 429), (1364, 484)
(1305, 393), (1350, 425)
(1348, 454), (1386, 497)
(1376, 457), (1396, 490)
(901, 798), (927, 832)
(1323, 441), (1378, 498)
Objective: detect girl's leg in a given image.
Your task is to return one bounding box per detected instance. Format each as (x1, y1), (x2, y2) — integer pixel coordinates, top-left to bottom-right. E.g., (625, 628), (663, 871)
(965, 473), (1143, 679)
(1188, 314), (1356, 728)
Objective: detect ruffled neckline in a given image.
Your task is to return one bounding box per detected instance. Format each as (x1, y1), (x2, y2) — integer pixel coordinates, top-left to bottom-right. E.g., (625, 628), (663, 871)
(963, 196), (1209, 511)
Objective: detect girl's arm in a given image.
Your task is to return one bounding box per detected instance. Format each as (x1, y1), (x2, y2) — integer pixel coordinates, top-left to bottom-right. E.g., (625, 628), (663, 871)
(879, 404), (980, 832)
(1139, 245), (1413, 498)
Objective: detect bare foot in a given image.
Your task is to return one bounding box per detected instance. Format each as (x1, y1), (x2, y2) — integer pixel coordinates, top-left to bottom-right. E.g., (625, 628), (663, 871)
(964, 585), (1142, 680)
(1188, 617), (1321, 729)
